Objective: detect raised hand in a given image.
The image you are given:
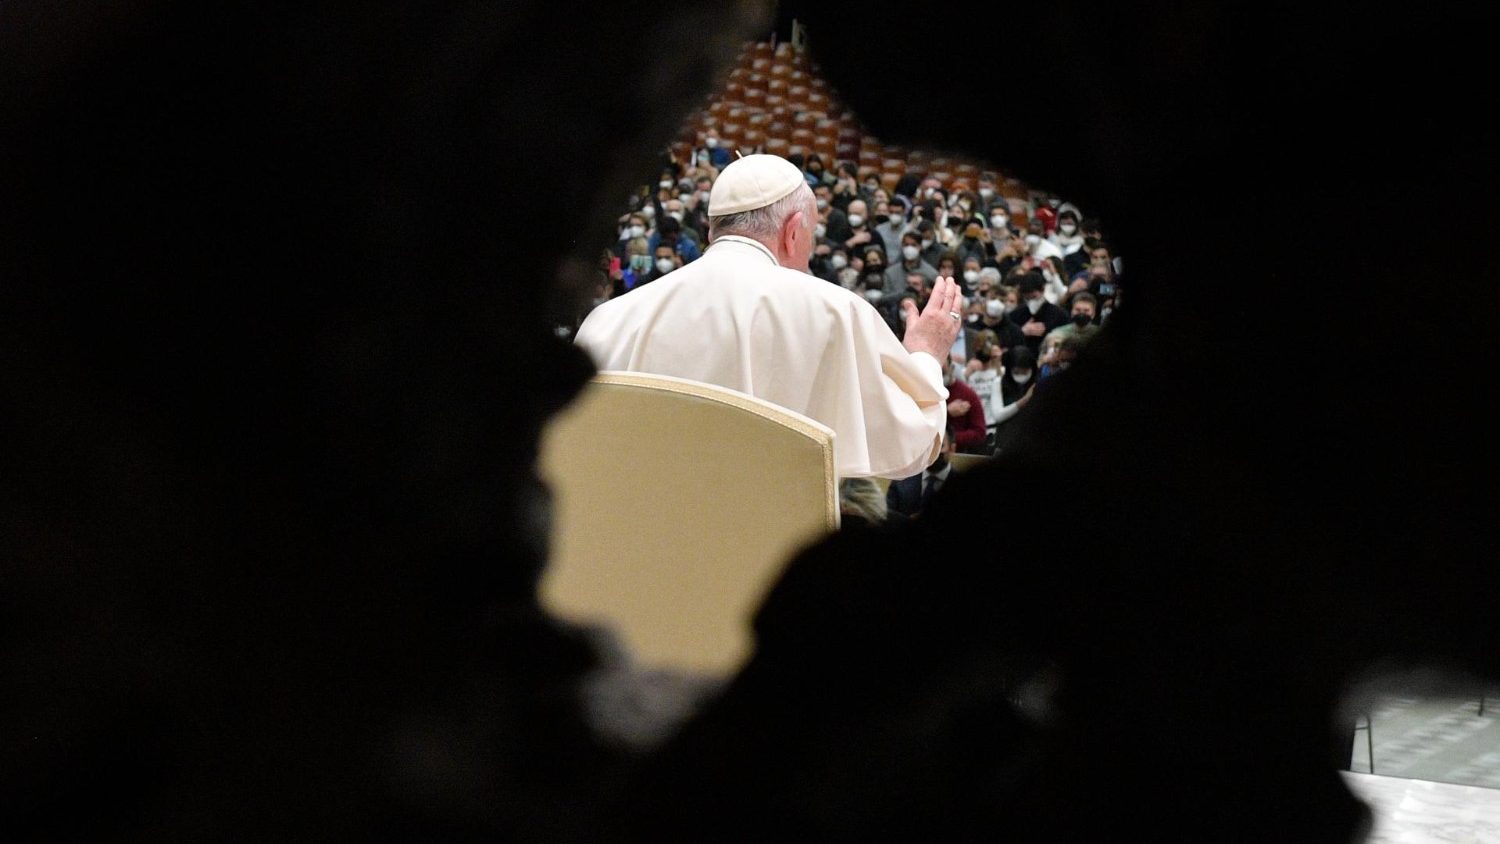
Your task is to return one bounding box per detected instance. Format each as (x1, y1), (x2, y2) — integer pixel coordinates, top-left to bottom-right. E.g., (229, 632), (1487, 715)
(900, 275), (964, 362)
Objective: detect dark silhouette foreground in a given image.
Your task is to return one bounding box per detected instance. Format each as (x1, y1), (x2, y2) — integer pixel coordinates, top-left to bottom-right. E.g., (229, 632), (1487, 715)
(3, 1), (1496, 840)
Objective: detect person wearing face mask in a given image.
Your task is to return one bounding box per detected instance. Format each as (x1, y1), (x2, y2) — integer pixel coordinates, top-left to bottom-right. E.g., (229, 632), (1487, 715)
(1009, 272), (1070, 352)
(1050, 209), (1085, 255)
(840, 199), (883, 259)
(954, 255), (984, 296)
(875, 199), (908, 257)
(992, 345), (1038, 429)
(914, 220), (946, 268)
(614, 213), (650, 258)
(986, 202), (1017, 240)
(698, 129), (732, 169)
(647, 216), (700, 264)
(659, 199), (702, 246)
(629, 243), (681, 289)
(884, 232), (938, 298)
(808, 242), (840, 284)
(1043, 290), (1101, 344)
(803, 154), (834, 188)
(977, 172), (999, 205)
(974, 283), (1026, 353)
(578, 154), (964, 480)
(1023, 216), (1065, 267)
(816, 184), (851, 244)
(684, 176), (714, 236)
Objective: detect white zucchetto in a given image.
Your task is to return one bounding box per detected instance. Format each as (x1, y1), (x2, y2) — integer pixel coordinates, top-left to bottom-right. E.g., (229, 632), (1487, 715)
(707, 154), (806, 216)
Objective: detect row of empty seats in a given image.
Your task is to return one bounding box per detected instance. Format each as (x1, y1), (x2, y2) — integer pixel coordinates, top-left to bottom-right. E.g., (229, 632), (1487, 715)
(671, 40), (1011, 195)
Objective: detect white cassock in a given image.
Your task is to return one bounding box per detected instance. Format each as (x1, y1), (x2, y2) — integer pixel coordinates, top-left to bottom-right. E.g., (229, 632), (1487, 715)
(575, 235), (948, 479)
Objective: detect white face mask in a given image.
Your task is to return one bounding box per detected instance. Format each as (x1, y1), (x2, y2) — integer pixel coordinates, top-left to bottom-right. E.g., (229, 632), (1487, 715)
(1059, 222), (1078, 236)
(847, 214), (864, 228)
(1043, 269), (1061, 286)
(1026, 296), (1044, 314)
(1003, 300), (1018, 314)
(864, 288), (884, 303)
(639, 206), (655, 220)
(1025, 234), (1041, 248)
(668, 211), (684, 222)
(991, 214), (1008, 229)
(963, 269), (980, 284)
(658, 180), (672, 189)
(831, 254), (848, 269)
(816, 198), (828, 210)
(655, 258), (675, 274)
(921, 238), (934, 250)
(1012, 371), (1033, 385)
(678, 193), (691, 205)
(838, 267), (860, 287)
(985, 299), (1004, 318)
(979, 187), (994, 200)
(627, 225), (645, 239)
(901, 245), (920, 261)
(705, 137), (719, 149)
(815, 223), (827, 238)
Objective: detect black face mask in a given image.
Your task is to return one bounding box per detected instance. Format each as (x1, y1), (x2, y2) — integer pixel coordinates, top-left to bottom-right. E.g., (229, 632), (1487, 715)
(1072, 312), (1092, 328)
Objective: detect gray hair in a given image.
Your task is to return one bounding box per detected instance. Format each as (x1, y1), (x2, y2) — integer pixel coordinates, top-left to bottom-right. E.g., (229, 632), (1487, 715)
(978, 267), (1002, 285)
(709, 185), (812, 243)
(838, 477), (888, 525)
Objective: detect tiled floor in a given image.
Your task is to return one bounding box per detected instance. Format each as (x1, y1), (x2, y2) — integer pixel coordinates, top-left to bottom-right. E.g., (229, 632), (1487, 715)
(1354, 694), (1500, 787)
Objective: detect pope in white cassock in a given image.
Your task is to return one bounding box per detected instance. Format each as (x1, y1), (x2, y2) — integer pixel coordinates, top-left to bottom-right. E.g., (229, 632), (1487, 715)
(575, 154), (964, 479)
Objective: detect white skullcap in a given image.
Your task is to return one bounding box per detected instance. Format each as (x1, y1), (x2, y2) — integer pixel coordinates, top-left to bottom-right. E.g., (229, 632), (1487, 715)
(707, 154), (806, 216)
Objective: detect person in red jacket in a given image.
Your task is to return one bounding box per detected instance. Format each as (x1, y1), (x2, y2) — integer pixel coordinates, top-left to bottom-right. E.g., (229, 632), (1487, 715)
(942, 364), (989, 454)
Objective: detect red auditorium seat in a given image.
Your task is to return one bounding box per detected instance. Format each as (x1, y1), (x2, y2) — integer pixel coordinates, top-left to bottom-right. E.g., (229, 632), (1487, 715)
(744, 87), (766, 109)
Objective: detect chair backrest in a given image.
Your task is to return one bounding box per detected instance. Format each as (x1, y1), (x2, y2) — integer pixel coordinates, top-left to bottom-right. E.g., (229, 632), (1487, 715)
(538, 372), (839, 675)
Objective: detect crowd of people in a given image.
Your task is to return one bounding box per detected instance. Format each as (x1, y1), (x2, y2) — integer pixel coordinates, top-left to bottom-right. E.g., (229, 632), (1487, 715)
(588, 144), (1123, 434)
(581, 139), (1125, 519)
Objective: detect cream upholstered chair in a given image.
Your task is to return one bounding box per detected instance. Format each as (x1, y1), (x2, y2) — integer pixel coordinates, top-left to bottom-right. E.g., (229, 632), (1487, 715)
(538, 372), (839, 675)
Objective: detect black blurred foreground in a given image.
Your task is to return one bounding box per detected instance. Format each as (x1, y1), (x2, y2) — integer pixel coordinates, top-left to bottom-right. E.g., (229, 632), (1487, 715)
(3, 1), (1497, 840)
